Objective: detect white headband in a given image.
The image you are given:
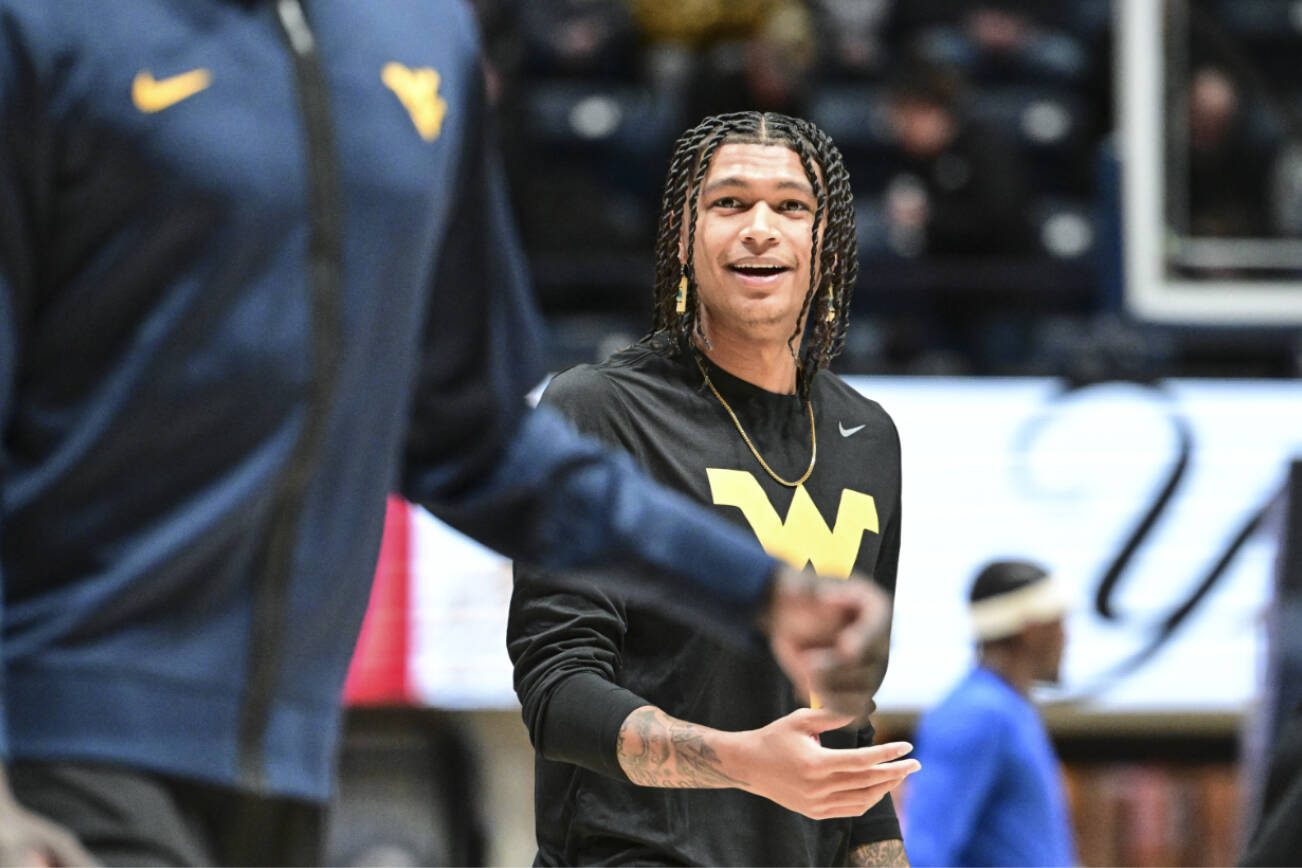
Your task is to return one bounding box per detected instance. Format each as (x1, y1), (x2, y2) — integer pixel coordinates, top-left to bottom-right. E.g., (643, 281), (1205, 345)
(970, 576), (1069, 641)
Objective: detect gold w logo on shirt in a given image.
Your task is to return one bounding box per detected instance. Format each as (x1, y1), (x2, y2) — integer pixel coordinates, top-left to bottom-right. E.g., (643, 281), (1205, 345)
(706, 468), (878, 579)
(381, 62), (448, 141)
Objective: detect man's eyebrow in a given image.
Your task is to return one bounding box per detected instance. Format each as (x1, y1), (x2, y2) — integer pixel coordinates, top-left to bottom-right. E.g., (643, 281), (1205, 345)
(701, 176), (814, 196)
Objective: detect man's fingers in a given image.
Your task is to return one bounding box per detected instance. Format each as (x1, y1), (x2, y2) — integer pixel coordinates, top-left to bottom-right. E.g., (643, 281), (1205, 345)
(811, 658), (878, 706)
(25, 814), (94, 867)
(821, 741), (916, 774)
(819, 761), (919, 801)
(825, 757), (921, 785)
(43, 826), (95, 867)
(779, 575), (887, 659)
(828, 581), (889, 662)
(0, 811), (95, 868)
(766, 569), (892, 713)
(815, 777), (911, 819)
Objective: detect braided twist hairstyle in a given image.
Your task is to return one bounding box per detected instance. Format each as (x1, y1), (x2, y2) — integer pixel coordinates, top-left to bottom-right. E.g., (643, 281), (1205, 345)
(650, 111), (858, 398)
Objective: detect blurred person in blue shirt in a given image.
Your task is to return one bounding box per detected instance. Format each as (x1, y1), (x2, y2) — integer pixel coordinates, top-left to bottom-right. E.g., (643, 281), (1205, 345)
(905, 560), (1075, 867)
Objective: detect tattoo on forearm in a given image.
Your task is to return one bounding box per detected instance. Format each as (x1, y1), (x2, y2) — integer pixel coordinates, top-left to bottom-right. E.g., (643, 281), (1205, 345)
(849, 840), (909, 867)
(618, 707), (749, 789)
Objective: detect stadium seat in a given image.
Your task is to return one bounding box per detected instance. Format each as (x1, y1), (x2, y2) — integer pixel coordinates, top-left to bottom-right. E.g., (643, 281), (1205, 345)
(506, 81), (683, 310)
(968, 86), (1093, 194)
(1028, 197), (1097, 262)
(805, 85), (904, 194)
(912, 25), (1091, 87)
(512, 0), (641, 81)
(1204, 0), (1302, 83)
(1062, 0), (1112, 42)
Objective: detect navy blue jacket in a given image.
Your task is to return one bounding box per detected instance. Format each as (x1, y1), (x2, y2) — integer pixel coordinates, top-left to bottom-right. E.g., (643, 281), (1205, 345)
(0, 0), (775, 800)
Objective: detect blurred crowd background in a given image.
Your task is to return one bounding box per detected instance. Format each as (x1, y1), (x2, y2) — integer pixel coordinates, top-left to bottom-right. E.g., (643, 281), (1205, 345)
(467, 0), (1301, 380)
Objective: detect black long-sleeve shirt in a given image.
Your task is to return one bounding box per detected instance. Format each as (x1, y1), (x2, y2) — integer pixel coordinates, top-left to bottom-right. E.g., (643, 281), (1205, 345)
(509, 337), (904, 866)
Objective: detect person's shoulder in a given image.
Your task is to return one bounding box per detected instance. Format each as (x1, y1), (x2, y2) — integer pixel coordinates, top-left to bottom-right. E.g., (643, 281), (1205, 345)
(600, 335), (678, 376)
(539, 363), (617, 413)
(541, 339), (673, 411)
(920, 670), (1017, 740)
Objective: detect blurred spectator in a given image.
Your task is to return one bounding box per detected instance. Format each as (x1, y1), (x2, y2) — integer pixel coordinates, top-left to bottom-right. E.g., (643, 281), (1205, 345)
(904, 561), (1076, 867)
(889, 1), (1089, 87)
(1183, 64), (1275, 237)
(882, 61), (1032, 257)
(810, 0), (896, 80)
(515, 0), (639, 80)
(493, 0), (667, 315)
(631, 0), (816, 117)
(629, 0), (790, 46)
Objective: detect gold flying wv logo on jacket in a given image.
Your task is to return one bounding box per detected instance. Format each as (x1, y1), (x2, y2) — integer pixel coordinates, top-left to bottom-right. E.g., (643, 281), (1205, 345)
(382, 62), (448, 142)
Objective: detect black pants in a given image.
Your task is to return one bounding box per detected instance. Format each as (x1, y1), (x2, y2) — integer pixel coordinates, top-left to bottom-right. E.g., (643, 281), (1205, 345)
(9, 761), (323, 867)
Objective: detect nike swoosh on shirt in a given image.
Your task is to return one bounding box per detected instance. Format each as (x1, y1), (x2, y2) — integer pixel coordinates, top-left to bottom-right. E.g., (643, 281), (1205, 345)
(132, 68), (212, 114)
(839, 422), (866, 437)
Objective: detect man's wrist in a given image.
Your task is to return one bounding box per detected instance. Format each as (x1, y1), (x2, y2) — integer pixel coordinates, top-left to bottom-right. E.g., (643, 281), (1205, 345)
(710, 728), (753, 793)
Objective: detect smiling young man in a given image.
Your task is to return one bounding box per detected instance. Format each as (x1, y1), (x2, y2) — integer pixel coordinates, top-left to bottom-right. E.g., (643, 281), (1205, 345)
(509, 112), (913, 866)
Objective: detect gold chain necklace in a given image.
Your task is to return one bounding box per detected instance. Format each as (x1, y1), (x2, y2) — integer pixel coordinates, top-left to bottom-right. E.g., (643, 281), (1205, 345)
(695, 358), (816, 488)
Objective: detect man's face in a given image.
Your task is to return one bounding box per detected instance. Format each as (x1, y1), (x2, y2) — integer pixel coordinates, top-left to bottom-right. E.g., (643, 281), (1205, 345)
(689, 143), (818, 346)
(1027, 617), (1066, 685)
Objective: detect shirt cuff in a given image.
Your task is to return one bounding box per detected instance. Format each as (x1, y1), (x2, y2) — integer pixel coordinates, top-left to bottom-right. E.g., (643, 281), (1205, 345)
(539, 673), (650, 782)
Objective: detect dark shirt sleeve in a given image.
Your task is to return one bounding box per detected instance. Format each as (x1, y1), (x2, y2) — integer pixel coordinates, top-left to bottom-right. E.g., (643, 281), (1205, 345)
(863, 414), (903, 707)
(505, 371), (656, 781)
(851, 415), (905, 846)
(397, 43), (777, 641)
(850, 725), (903, 846)
(853, 791), (903, 849)
(507, 570), (647, 781)
(869, 416), (903, 599)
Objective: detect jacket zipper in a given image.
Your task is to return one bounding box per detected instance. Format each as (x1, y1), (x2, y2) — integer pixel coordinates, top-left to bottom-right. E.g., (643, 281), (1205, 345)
(237, 0), (345, 791)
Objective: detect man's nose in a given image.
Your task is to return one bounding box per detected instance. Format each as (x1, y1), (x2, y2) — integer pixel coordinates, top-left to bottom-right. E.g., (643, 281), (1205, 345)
(741, 203), (780, 248)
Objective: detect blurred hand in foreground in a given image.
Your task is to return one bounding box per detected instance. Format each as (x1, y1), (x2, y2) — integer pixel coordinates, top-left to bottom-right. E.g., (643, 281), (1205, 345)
(762, 566), (892, 718)
(0, 769), (96, 867)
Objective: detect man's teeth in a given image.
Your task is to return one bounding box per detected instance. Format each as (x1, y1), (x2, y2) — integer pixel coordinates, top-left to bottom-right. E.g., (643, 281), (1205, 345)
(731, 264), (787, 274)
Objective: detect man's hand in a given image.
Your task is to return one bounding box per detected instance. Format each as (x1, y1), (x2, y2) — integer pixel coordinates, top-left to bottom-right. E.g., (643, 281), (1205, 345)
(616, 705), (919, 821)
(762, 566), (891, 717)
(726, 707), (918, 820)
(0, 768), (95, 867)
